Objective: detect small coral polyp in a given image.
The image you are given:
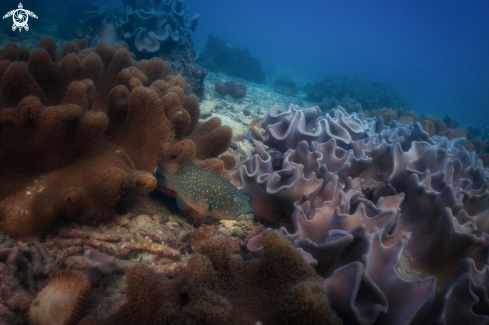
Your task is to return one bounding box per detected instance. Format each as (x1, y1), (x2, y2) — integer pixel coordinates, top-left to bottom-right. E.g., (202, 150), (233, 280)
(0, 37), (232, 236)
(235, 104), (489, 324)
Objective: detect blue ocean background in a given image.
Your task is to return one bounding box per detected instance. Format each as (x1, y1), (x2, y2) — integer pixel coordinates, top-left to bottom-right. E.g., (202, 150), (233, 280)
(1, 0), (489, 126)
(184, 0), (489, 127)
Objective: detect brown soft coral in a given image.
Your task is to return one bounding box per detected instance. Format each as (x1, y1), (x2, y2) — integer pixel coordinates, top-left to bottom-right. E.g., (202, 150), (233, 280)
(0, 142), (155, 236)
(0, 77), (155, 235)
(192, 231), (341, 325)
(0, 38), (233, 236)
(398, 110), (417, 124)
(185, 117), (233, 160)
(0, 43), (30, 62)
(420, 115), (447, 135)
(189, 224), (239, 253)
(420, 119), (435, 136)
(79, 231), (341, 325)
(443, 127), (467, 139)
(371, 108), (398, 124)
(79, 264), (181, 325)
(113, 85), (197, 171)
(470, 138), (486, 155)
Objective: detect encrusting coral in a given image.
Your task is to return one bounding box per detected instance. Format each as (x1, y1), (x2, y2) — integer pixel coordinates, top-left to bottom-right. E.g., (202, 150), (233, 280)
(234, 104), (489, 324)
(0, 37), (233, 236)
(78, 230), (342, 325)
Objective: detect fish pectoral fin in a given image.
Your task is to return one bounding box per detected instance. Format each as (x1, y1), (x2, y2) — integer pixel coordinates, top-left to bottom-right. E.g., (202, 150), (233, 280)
(200, 207), (220, 223)
(176, 194), (190, 211)
(206, 207), (223, 220)
(154, 161), (174, 188)
(199, 216), (214, 223)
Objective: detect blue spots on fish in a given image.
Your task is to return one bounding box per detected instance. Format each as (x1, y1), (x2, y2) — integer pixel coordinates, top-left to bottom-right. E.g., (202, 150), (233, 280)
(155, 161), (254, 221)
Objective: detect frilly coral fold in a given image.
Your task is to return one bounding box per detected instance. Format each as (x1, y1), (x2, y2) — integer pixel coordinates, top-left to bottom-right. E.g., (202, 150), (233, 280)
(242, 104), (489, 324)
(78, 0), (199, 57)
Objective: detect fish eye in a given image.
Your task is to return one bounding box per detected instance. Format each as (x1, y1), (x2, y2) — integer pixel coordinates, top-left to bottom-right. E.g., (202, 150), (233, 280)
(232, 197), (238, 203)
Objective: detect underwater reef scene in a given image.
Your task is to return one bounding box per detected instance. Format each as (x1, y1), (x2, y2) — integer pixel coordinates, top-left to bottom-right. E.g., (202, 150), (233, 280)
(237, 105), (489, 323)
(1, 0), (489, 324)
(304, 76), (413, 113)
(196, 34), (267, 84)
(0, 37), (343, 325)
(77, 0), (199, 58)
(76, 0), (207, 99)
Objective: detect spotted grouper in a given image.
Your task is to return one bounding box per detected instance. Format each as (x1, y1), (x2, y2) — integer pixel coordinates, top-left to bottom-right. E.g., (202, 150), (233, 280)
(154, 161), (254, 222)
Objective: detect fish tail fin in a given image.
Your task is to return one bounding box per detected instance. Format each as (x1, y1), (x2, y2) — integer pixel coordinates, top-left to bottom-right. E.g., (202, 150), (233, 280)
(154, 161), (174, 189)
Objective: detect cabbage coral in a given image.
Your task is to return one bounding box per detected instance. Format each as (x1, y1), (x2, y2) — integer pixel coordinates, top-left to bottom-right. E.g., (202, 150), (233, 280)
(236, 104), (489, 324)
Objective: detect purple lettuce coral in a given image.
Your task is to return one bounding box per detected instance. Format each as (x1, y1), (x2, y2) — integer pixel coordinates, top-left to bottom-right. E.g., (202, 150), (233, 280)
(78, 0), (199, 56)
(234, 104), (489, 324)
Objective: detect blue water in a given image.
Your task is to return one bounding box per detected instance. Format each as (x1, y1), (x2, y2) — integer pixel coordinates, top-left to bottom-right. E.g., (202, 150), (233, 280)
(1, 0), (488, 126)
(185, 0), (489, 127)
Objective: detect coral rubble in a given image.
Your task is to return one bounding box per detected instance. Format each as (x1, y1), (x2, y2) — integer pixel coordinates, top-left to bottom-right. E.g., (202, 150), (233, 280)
(0, 37), (232, 236)
(235, 104), (489, 324)
(0, 194), (264, 324)
(78, 230), (341, 325)
(197, 35), (267, 84)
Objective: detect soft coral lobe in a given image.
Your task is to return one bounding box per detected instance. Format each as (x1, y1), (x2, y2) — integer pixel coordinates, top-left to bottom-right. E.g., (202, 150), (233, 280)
(0, 37), (233, 236)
